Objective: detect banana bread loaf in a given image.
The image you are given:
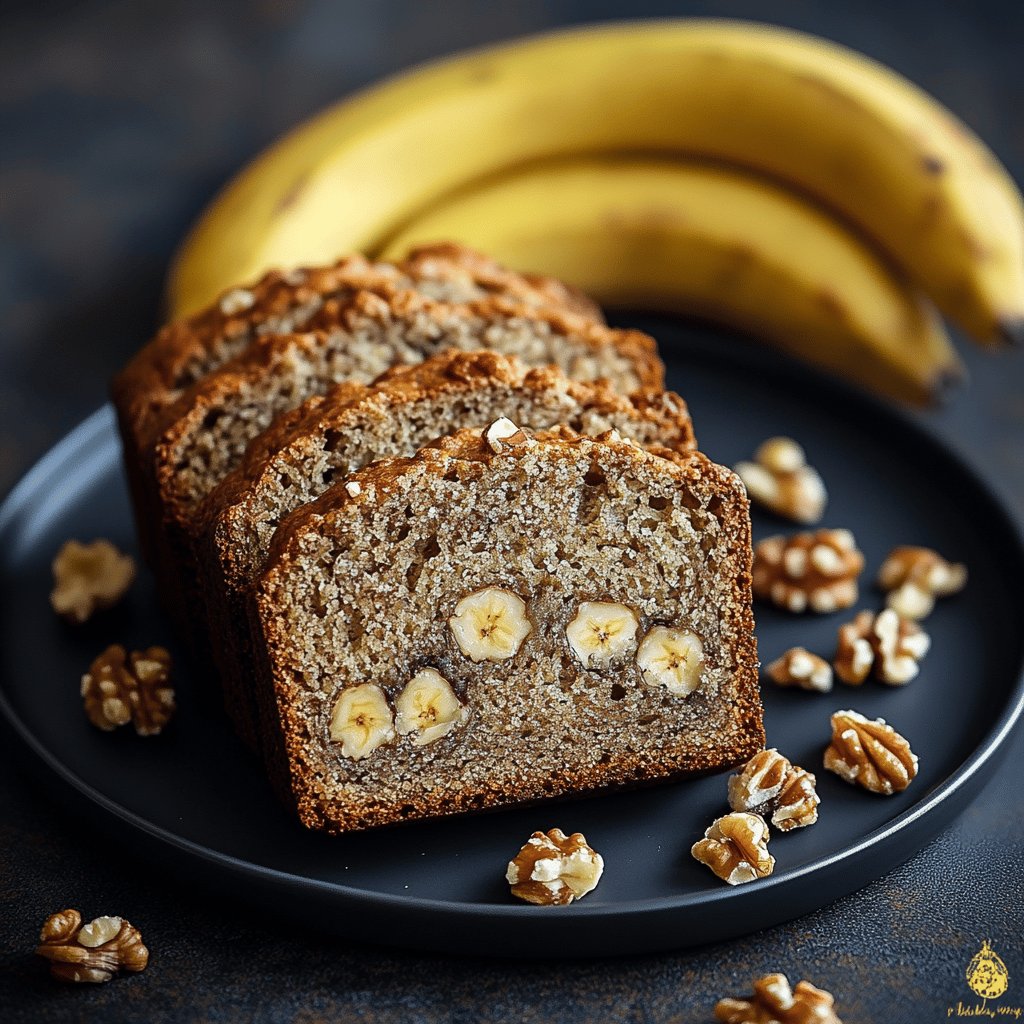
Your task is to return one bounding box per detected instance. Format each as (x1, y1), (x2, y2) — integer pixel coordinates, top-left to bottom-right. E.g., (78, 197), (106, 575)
(199, 350), (695, 747)
(252, 424), (761, 832)
(112, 243), (603, 564)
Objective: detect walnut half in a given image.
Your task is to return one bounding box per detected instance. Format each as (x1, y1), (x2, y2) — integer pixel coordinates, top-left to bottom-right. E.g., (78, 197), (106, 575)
(691, 812), (774, 885)
(35, 909), (148, 984)
(834, 609), (930, 685)
(506, 828), (604, 905)
(715, 973), (843, 1024)
(824, 709), (919, 795)
(766, 647), (833, 692)
(50, 539), (135, 623)
(728, 749), (820, 832)
(81, 645), (175, 736)
(753, 529), (863, 614)
(877, 545), (967, 620)
(734, 436), (827, 524)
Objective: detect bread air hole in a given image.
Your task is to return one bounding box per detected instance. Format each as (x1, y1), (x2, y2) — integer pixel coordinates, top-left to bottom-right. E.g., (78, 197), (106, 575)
(677, 488), (702, 511)
(405, 536), (441, 591)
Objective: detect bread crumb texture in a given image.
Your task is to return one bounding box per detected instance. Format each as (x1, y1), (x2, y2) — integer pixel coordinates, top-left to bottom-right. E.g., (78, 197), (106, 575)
(256, 428), (761, 832)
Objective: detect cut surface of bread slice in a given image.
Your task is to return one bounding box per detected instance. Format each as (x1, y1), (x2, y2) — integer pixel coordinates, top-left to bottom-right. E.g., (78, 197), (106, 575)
(150, 292), (662, 651)
(253, 425), (761, 833)
(199, 350), (694, 747)
(112, 243), (603, 562)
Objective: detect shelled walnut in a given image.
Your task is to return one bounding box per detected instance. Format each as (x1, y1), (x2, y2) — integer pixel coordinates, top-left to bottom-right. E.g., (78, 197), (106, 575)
(728, 749), (819, 831)
(691, 812), (774, 885)
(833, 609), (930, 685)
(81, 645), (175, 735)
(766, 647), (833, 692)
(877, 545), (967, 620)
(715, 973), (843, 1024)
(35, 909), (148, 984)
(506, 828), (604, 905)
(734, 436), (827, 524)
(824, 709), (918, 795)
(484, 417), (533, 452)
(50, 539), (135, 624)
(753, 529), (863, 613)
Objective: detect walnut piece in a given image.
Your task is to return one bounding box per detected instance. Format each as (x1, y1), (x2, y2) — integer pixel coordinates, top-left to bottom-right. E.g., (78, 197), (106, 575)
(728, 749), (820, 832)
(715, 973), (843, 1024)
(824, 709), (918, 794)
(506, 828), (603, 905)
(766, 647), (833, 692)
(877, 545), (967, 620)
(50, 540), (135, 624)
(734, 437), (827, 524)
(691, 812), (774, 885)
(833, 609), (930, 685)
(81, 645), (175, 736)
(35, 909), (148, 984)
(484, 417), (533, 452)
(753, 529), (863, 613)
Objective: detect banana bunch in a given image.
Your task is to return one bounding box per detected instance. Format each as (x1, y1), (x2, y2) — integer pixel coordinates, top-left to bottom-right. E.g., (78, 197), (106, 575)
(168, 20), (1024, 403)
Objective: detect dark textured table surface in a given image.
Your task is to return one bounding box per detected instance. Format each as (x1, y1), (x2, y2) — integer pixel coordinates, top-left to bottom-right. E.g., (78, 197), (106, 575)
(1, 2), (1023, 1021)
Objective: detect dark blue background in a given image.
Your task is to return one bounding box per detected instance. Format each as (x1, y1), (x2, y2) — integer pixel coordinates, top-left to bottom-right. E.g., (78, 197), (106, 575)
(1, 2), (1022, 1020)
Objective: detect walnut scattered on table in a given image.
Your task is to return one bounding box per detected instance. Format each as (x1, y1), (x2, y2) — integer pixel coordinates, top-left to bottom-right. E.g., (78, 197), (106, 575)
(728, 749), (820, 832)
(834, 609), (930, 685)
(50, 539), (135, 623)
(506, 828), (604, 905)
(734, 436), (827, 524)
(877, 545), (966, 620)
(753, 529), (863, 613)
(766, 647), (833, 692)
(35, 909), (148, 984)
(715, 972), (843, 1024)
(81, 645), (175, 735)
(824, 709), (919, 795)
(691, 812), (774, 885)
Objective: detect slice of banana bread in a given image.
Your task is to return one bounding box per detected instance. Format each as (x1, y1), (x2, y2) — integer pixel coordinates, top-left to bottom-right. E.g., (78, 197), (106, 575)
(149, 294), (662, 652)
(252, 425), (761, 832)
(112, 243), (603, 563)
(199, 350), (695, 747)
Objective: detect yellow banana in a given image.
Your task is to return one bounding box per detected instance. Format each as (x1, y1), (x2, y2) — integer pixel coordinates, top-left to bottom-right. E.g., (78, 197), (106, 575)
(168, 20), (1024, 348)
(382, 158), (961, 405)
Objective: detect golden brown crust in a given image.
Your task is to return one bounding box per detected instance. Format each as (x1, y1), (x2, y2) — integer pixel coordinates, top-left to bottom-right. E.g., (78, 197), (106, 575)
(401, 242), (603, 322)
(147, 292), (660, 524)
(146, 291), (662, 656)
(254, 428), (761, 833)
(114, 243), (603, 452)
(112, 244), (611, 568)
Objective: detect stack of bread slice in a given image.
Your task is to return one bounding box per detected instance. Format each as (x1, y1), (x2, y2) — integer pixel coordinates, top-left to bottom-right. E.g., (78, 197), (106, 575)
(114, 244), (762, 832)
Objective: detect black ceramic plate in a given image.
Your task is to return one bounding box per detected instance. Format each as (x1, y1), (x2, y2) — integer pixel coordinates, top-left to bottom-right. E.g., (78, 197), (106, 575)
(2, 322), (1022, 957)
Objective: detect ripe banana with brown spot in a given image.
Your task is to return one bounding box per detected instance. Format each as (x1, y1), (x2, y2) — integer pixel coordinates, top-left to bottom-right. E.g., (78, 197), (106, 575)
(383, 158), (962, 404)
(168, 19), (1024, 353)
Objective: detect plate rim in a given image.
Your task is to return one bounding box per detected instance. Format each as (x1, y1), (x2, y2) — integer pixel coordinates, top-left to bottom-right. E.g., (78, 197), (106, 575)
(2, 358), (1023, 936)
